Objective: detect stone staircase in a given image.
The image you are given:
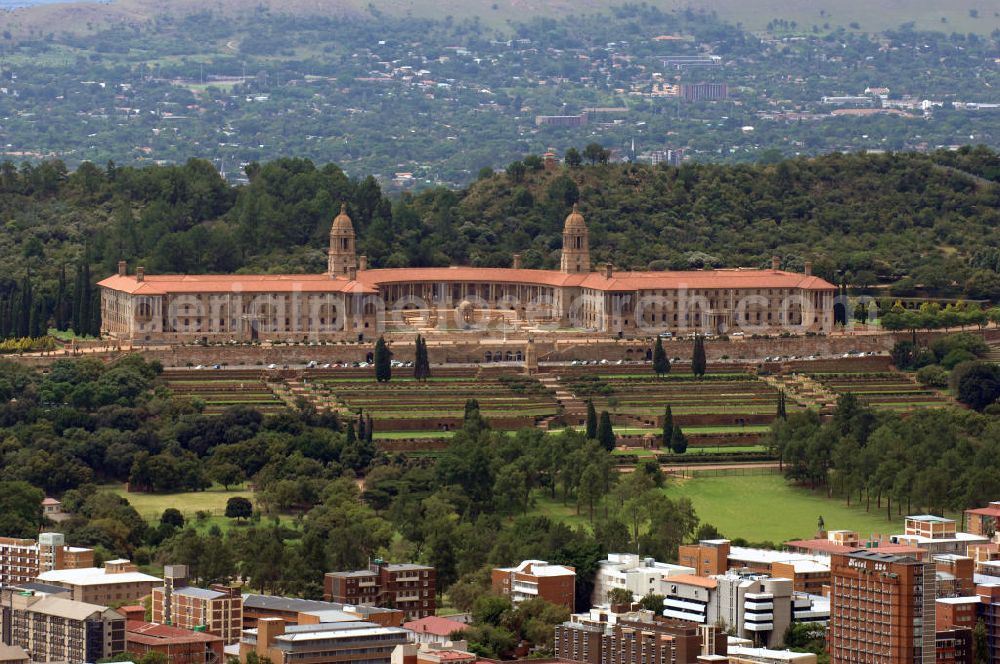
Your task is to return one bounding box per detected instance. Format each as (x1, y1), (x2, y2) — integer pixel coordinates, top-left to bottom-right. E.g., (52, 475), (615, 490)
(282, 377), (341, 412)
(764, 373), (838, 414)
(536, 373), (588, 428)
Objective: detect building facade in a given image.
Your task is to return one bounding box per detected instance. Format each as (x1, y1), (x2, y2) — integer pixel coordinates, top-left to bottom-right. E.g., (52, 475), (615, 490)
(1, 593), (125, 663)
(592, 553), (694, 606)
(554, 611), (728, 664)
(238, 617), (410, 664)
(491, 560), (576, 611)
(324, 561), (436, 620)
(36, 559), (161, 604)
(0, 533), (94, 589)
(99, 206), (836, 343)
(828, 551), (935, 664)
(151, 566), (243, 644)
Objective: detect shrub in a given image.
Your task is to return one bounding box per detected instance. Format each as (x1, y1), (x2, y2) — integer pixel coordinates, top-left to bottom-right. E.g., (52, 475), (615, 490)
(952, 362), (1000, 412)
(941, 348), (977, 370)
(916, 365), (949, 388)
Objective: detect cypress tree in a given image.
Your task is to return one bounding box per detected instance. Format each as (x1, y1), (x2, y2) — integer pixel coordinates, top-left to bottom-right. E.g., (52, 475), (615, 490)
(692, 335), (707, 377)
(80, 262), (91, 336)
(55, 265), (66, 330)
(661, 405), (674, 449)
(374, 336), (391, 382)
(597, 410), (615, 451)
(345, 423), (356, 445)
(670, 425), (688, 454)
(357, 411), (367, 442)
(777, 390), (787, 419)
(420, 336), (431, 379)
(653, 336), (670, 376)
(72, 263), (84, 334)
(366, 413), (374, 443)
(17, 275), (31, 338)
(585, 400), (598, 439)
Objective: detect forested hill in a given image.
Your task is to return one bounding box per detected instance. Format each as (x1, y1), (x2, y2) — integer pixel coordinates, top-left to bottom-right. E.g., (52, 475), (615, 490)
(2, 147), (1000, 338)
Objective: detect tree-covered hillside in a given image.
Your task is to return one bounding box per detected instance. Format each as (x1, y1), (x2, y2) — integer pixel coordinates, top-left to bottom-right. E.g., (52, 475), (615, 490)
(2, 146), (1000, 339)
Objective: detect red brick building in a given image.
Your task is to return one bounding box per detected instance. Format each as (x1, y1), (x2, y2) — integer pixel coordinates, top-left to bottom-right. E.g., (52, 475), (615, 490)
(491, 560), (576, 611)
(126, 621), (224, 664)
(151, 566), (242, 644)
(324, 560), (435, 619)
(829, 551), (936, 664)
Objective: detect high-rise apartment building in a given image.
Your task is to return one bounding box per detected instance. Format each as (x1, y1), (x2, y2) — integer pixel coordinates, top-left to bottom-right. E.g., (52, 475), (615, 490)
(324, 561), (436, 619)
(0, 533), (94, 588)
(829, 551), (935, 664)
(1, 593), (125, 663)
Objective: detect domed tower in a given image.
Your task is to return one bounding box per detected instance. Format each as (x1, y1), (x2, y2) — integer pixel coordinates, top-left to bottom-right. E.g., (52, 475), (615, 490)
(328, 203), (357, 277)
(560, 204), (590, 273)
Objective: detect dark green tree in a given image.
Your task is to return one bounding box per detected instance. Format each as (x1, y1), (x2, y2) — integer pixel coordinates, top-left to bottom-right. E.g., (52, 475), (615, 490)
(373, 336), (391, 382)
(597, 411), (615, 451)
(691, 335), (706, 377)
(777, 390), (787, 419)
(670, 425), (688, 454)
(653, 337), (670, 376)
(564, 147), (582, 168)
(585, 401), (598, 439)
(225, 496), (253, 521)
(661, 405), (673, 449)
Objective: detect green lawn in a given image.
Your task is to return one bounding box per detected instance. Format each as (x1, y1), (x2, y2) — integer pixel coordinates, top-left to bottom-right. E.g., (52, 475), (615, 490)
(673, 474), (902, 543)
(528, 473), (903, 544)
(100, 484), (254, 523)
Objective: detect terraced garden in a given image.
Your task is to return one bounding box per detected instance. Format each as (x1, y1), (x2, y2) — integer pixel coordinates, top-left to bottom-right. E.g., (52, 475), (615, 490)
(555, 372), (789, 426)
(163, 369), (288, 414)
(812, 372), (950, 410)
(300, 368), (561, 431)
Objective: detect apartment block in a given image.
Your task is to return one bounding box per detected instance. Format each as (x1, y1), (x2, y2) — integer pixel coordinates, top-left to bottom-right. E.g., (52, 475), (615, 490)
(151, 565), (242, 643)
(592, 553), (694, 606)
(491, 560), (576, 611)
(828, 551), (935, 664)
(36, 558), (161, 604)
(324, 560), (435, 619)
(1, 593), (125, 663)
(662, 573), (826, 649)
(966, 502), (1000, 538)
(0, 533), (93, 588)
(126, 620), (224, 664)
(554, 610), (728, 664)
(238, 617), (410, 664)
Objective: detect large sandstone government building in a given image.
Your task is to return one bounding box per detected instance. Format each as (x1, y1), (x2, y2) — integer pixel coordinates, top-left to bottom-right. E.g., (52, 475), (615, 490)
(99, 205), (835, 343)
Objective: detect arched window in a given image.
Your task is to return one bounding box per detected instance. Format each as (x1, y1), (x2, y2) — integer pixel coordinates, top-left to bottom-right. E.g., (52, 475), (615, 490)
(484, 351), (493, 362)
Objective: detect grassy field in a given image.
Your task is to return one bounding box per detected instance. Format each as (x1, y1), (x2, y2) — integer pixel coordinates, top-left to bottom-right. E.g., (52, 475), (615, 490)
(673, 474), (902, 543)
(529, 473), (903, 543)
(97, 484), (287, 533)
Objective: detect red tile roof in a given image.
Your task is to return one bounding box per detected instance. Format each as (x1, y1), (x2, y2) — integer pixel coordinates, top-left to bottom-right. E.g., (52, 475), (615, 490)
(665, 574), (718, 589)
(126, 621), (222, 644)
(967, 506), (1000, 518)
(101, 266), (834, 297)
(403, 616), (469, 637)
(98, 273), (377, 295)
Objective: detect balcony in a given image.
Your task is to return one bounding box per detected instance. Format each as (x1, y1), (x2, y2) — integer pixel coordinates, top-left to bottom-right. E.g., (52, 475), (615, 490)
(744, 600), (774, 611)
(744, 622), (774, 632)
